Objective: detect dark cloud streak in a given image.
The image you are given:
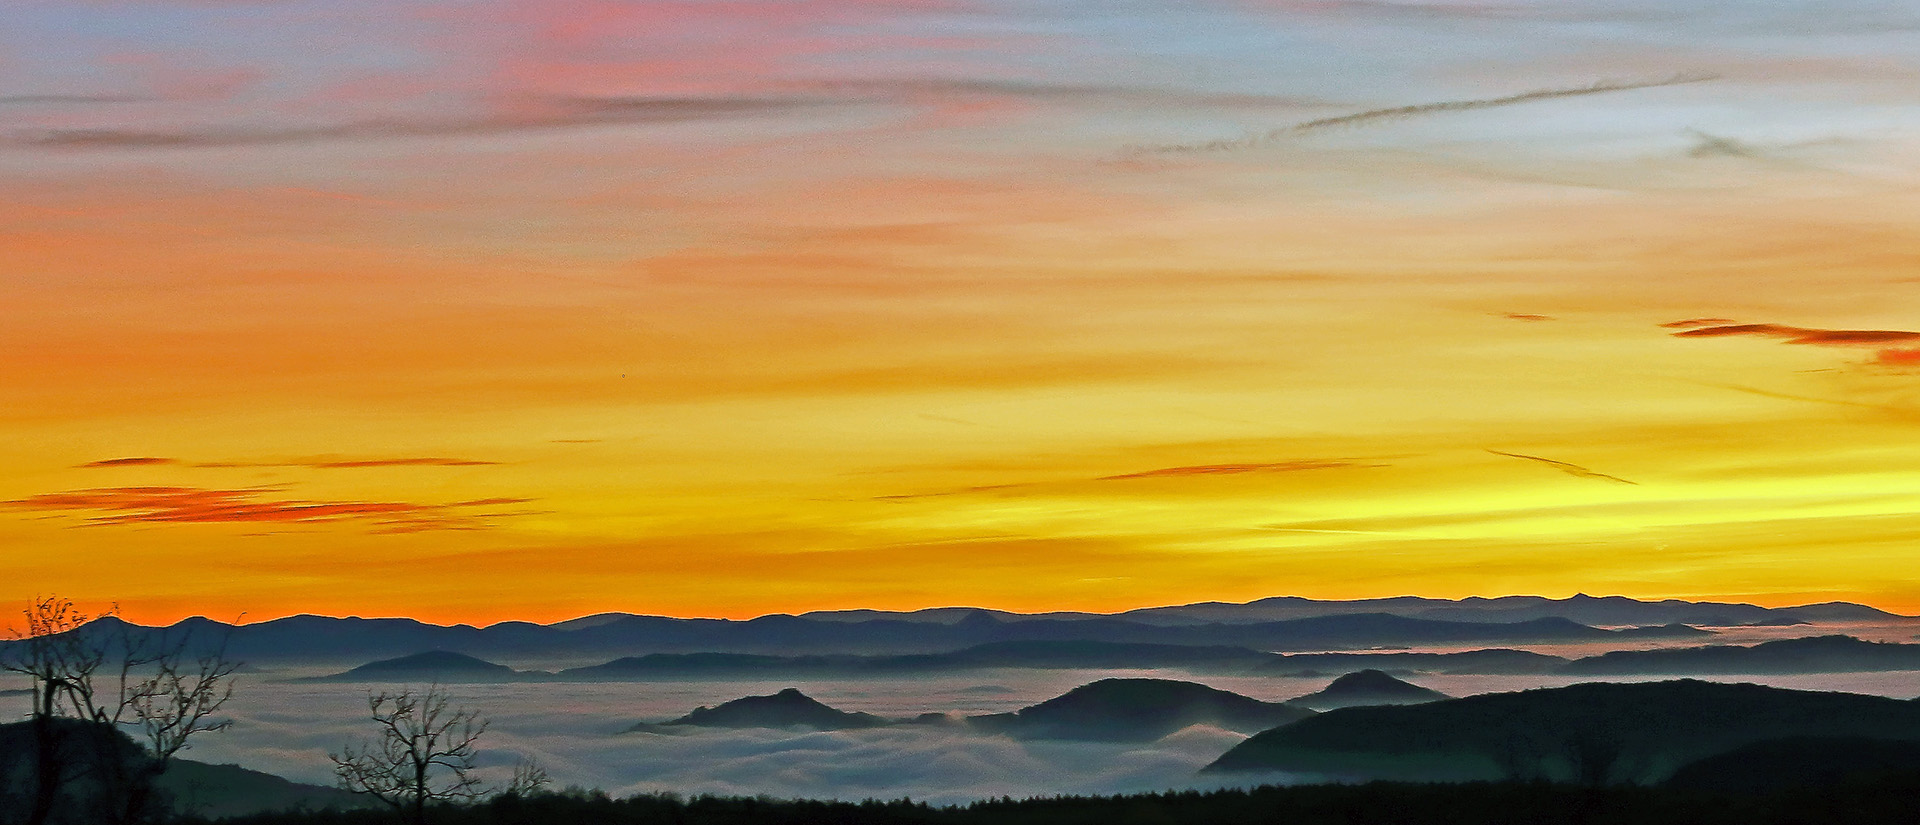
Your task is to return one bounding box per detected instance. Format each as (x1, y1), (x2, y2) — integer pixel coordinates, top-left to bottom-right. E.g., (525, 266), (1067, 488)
(10, 78), (1328, 153)
(1486, 449), (1637, 485)
(794, 78), (1326, 109)
(1131, 74), (1718, 155)
(1097, 460), (1371, 480)
(77, 457), (177, 468)
(877, 459), (1383, 500)
(12, 96), (820, 150)
(1668, 322), (1920, 346)
(0, 94), (149, 106)
(3, 486), (533, 532)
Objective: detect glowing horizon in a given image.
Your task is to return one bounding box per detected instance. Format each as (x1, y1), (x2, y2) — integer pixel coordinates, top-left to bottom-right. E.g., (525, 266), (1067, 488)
(7, 0), (1920, 627)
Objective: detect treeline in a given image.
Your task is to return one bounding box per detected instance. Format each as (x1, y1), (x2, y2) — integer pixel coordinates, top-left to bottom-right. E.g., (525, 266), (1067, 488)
(194, 774), (1920, 825)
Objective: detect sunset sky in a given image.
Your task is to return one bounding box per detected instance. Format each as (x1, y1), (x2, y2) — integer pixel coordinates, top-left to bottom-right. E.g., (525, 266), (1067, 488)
(5, 0), (1920, 625)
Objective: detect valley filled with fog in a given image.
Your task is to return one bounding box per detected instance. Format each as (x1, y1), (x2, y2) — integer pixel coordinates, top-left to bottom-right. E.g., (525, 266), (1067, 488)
(167, 650), (1920, 804)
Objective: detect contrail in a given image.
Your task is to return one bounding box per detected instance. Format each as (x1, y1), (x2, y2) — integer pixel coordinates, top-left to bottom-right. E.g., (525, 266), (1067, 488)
(1132, 73), (1718, 155)
(1486, 449), (1638, 485)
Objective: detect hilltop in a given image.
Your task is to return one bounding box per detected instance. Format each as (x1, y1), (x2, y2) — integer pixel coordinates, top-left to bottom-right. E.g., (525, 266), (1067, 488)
(1561, 635), (1920, 674)
(1206, 679), (1920, 783)
(967, 678), (1312, 741)
(309, 649), (530, 682)
(627, 688), (887, 732)
(1285, 670), (1449, 711)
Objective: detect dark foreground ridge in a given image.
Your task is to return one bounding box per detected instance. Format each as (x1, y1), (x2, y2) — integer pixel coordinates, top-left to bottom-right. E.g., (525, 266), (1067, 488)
(194, 772), (1920, 825)
(1207, 679), (1920, 783)
(0, 719), (367, 819)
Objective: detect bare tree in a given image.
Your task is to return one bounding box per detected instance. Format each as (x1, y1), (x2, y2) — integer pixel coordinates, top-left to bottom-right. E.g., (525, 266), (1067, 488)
(2, 597), (99, 825)
(502, 758), (552, 798)
(0, 596), (240, 825)
(331, 686), (489, 825)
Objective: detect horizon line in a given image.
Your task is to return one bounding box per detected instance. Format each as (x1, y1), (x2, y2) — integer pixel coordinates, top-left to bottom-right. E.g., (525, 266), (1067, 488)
(66, 591), (1916, 630)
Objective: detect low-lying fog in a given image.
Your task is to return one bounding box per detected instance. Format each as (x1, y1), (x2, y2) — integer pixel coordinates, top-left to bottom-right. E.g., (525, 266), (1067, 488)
(150, 664), (1920, 804)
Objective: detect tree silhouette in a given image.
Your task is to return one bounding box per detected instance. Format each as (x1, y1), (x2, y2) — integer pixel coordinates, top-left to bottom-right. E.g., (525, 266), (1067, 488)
(0, 596), (239, 825)
(330, 686), (489, 825)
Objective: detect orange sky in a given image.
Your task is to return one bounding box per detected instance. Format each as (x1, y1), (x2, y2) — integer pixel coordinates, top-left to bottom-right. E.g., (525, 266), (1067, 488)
(5, 0), (1920, 625)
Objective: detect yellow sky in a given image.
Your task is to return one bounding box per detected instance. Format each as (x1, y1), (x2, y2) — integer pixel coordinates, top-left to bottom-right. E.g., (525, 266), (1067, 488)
(4, 0), (1920, 624)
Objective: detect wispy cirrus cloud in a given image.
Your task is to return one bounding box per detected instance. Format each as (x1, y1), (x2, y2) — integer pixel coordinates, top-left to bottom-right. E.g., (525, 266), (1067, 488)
(879, 459), (1382, 499)
(199, 457), (500, 469)
(0, 93), (150, 106)
(789, 78), (1325, 110)
(1668, 322), (1920, 347)
(1876, 349), (1920, 365)
(9, 77), (1321, 152)
(11, 95), (817, 150)
(1131, 74), (1717, 155)
(3, 486), (533, 533)
(1096, 460), (1373, 480)
(76, 457), (177, 468)
(1485, 449), (1636, 485)
(77, 456), (498, 469)
(1660, 318), (1739, 329)
(1666, 321), (1920, 367)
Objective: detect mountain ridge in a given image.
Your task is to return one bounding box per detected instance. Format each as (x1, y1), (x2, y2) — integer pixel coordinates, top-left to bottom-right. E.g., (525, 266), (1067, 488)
(32, 607), (1724, 664)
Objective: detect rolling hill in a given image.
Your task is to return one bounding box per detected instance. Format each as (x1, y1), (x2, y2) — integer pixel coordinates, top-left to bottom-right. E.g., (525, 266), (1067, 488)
(967, 678), (1313, 741)
(1285, 670), (1449, 711)
(1205, 679), (1920, 784)
(1560, 635), (1920, 675)
(627, 688), (888, 732)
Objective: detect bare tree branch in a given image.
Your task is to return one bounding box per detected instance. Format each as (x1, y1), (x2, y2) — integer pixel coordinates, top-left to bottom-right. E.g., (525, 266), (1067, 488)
(330, 685), (490, 825)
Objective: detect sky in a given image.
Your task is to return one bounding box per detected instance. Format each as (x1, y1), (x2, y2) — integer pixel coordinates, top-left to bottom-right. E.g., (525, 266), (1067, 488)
(4, 0), (1920, 625)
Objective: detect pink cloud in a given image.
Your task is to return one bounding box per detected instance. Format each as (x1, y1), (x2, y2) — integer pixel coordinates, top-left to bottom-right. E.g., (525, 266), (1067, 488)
(77, 457), (177, 468)
(4, 486), (533, 532)
(1669, 321), (1920, 347)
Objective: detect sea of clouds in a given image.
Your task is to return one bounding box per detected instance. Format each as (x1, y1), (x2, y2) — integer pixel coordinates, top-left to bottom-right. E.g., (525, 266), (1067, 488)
(158, 665), (1920, 804)
(178, 672), (1296, 804)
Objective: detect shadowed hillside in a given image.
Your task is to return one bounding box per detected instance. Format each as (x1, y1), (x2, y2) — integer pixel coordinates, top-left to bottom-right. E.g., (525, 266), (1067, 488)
(626, 688), (887, 732)
(1285, 670), (1449, 711)
(967, 678), (1313, 741)
(1206, 679), (1920, 784)
(310, 650), (532, 682)
(193, 771), (1920, 825)
(1561, 635), (1920, 674)
(0, 719), (366, 820)
(1663, 736), (1920, 795)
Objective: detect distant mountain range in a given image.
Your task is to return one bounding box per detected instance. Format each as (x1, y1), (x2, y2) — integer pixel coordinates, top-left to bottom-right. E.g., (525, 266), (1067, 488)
(1206, 680), (1920, 783)
(55, 608), (1727, 666)
(546, 640), (1570, 681)
(799, 594), (1905, 628)
(21, 595), (1908, 668)
(311, 633), (1920, 683)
